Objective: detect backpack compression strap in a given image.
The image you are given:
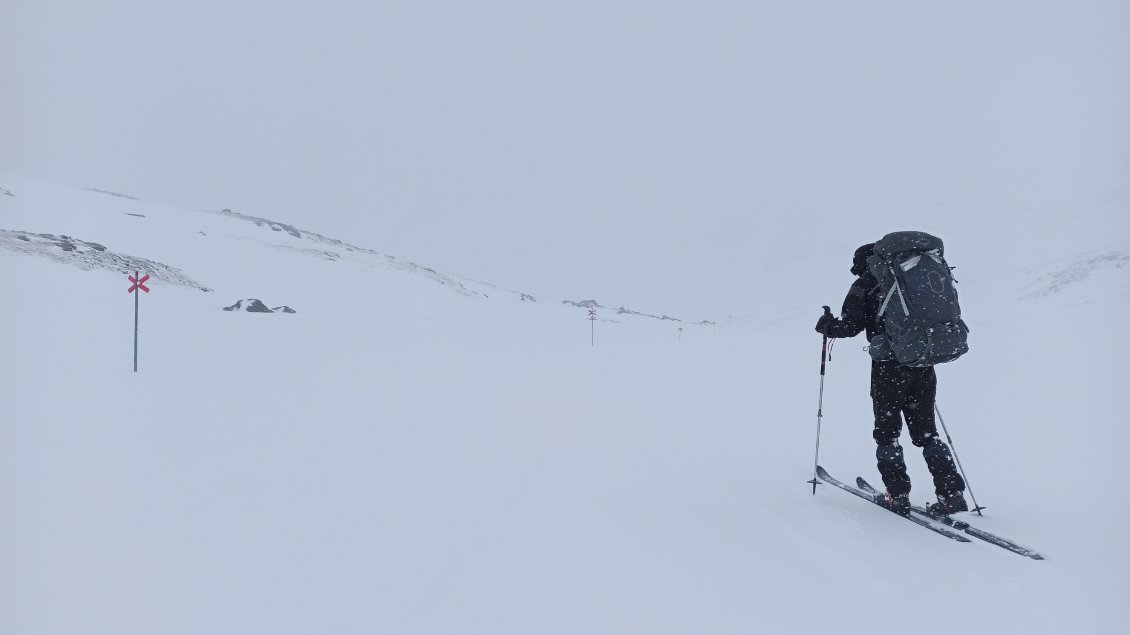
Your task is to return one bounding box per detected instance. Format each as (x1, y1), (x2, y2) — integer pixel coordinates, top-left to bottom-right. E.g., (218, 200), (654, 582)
(878, 270), (910, 317)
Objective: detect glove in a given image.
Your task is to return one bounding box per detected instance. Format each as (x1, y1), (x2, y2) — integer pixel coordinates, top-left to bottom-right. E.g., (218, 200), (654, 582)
(815, 305), (835, 335)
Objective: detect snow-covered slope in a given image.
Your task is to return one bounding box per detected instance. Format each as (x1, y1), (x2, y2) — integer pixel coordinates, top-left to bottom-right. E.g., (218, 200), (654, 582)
(1, 172), (1128, 634)
(0, 174), (714, 326)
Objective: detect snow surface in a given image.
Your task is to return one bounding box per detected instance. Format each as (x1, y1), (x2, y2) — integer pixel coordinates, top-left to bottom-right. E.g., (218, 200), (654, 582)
(1, 172), (1128, 634)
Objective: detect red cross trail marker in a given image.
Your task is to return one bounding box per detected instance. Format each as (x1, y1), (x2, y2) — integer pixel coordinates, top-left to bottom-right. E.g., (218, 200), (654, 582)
(127, 271), (151, 371)
(128, 273), (150, 294)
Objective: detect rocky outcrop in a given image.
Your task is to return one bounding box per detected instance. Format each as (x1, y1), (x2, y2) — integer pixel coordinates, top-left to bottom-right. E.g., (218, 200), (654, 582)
(562, 299), (603, 309)
(223, 299), (296, 314)
(0, 229), (212, 292)
(87, 188), (138, 200)
(561, 298), (713, 325)
(219, 209), (303, 238)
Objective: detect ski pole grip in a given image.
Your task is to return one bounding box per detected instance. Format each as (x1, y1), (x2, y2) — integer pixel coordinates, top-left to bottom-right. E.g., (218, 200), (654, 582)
(822, 305), (833, 318)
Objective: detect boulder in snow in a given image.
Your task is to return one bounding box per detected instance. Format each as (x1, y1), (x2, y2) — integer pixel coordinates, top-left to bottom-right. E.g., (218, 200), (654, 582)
(223, 299), (295, 314)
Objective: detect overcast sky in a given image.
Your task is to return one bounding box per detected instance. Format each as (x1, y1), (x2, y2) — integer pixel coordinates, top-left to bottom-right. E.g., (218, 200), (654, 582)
(2, 1), (1127, 315)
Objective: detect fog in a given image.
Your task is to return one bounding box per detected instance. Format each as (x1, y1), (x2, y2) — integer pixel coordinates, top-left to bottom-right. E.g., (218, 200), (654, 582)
(2, 0), (1127, 315)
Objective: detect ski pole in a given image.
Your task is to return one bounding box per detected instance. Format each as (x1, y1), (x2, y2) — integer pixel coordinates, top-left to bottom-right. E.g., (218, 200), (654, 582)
(809, 306), (834, 494)
(935, 403), (985, 516)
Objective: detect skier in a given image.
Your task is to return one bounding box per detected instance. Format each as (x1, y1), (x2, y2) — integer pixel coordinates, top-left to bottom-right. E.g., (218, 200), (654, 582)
(815, 243), (969, 515)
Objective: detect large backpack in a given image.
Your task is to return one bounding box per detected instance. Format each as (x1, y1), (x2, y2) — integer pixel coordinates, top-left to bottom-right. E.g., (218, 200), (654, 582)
(865, 231), (970, 367)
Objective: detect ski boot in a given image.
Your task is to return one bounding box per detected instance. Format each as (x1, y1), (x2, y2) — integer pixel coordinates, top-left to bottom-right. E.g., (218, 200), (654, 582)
(927, 491), (969, 516)
(875, 491), (911, 515)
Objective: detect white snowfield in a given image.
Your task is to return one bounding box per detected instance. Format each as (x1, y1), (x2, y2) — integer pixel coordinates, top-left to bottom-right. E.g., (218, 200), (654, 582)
(1, 172), (1128, 634)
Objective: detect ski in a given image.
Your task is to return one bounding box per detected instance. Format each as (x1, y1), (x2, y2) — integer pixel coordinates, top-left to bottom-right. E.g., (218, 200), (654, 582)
(856, 477), (1046, 560)
(815, 466), (969, 542)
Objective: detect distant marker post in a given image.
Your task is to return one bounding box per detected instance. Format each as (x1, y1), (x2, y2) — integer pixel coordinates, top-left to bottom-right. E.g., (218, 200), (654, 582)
(588, 308), (597, 346)
(127, 271), (150, 371)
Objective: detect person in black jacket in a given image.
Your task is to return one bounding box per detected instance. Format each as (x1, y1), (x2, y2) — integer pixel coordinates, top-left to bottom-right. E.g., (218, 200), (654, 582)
(816, 243), (969, 515)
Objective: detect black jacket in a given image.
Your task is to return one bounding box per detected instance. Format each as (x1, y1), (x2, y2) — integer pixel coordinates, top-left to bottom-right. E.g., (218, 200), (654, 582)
(822, 273), (883, 341)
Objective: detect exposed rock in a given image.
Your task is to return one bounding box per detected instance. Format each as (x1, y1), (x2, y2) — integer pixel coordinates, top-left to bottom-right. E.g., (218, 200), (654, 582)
(223, 299), (271, 313)
(208, 208), (553, 301)
(562, 299), (603, 309)
(223, 299), (295, 314)
(217, 208), (301, 238)
(0, 229), (211, 292)
(87, 188), (138, 200)
(561, 298), (713, 325)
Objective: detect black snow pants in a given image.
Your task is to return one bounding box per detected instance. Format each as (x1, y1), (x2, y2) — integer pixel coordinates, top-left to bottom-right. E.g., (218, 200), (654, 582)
(870, 361), (965, 499)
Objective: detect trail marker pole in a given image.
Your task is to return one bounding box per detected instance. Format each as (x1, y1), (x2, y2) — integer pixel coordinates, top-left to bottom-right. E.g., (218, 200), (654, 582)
(127, 271), (150, 371)
(678, 327), (683, 342)
(588, 308), (597, 346)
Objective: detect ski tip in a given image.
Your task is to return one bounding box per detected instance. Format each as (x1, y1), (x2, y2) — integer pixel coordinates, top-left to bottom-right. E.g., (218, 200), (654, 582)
(855, 476), (878, 494)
